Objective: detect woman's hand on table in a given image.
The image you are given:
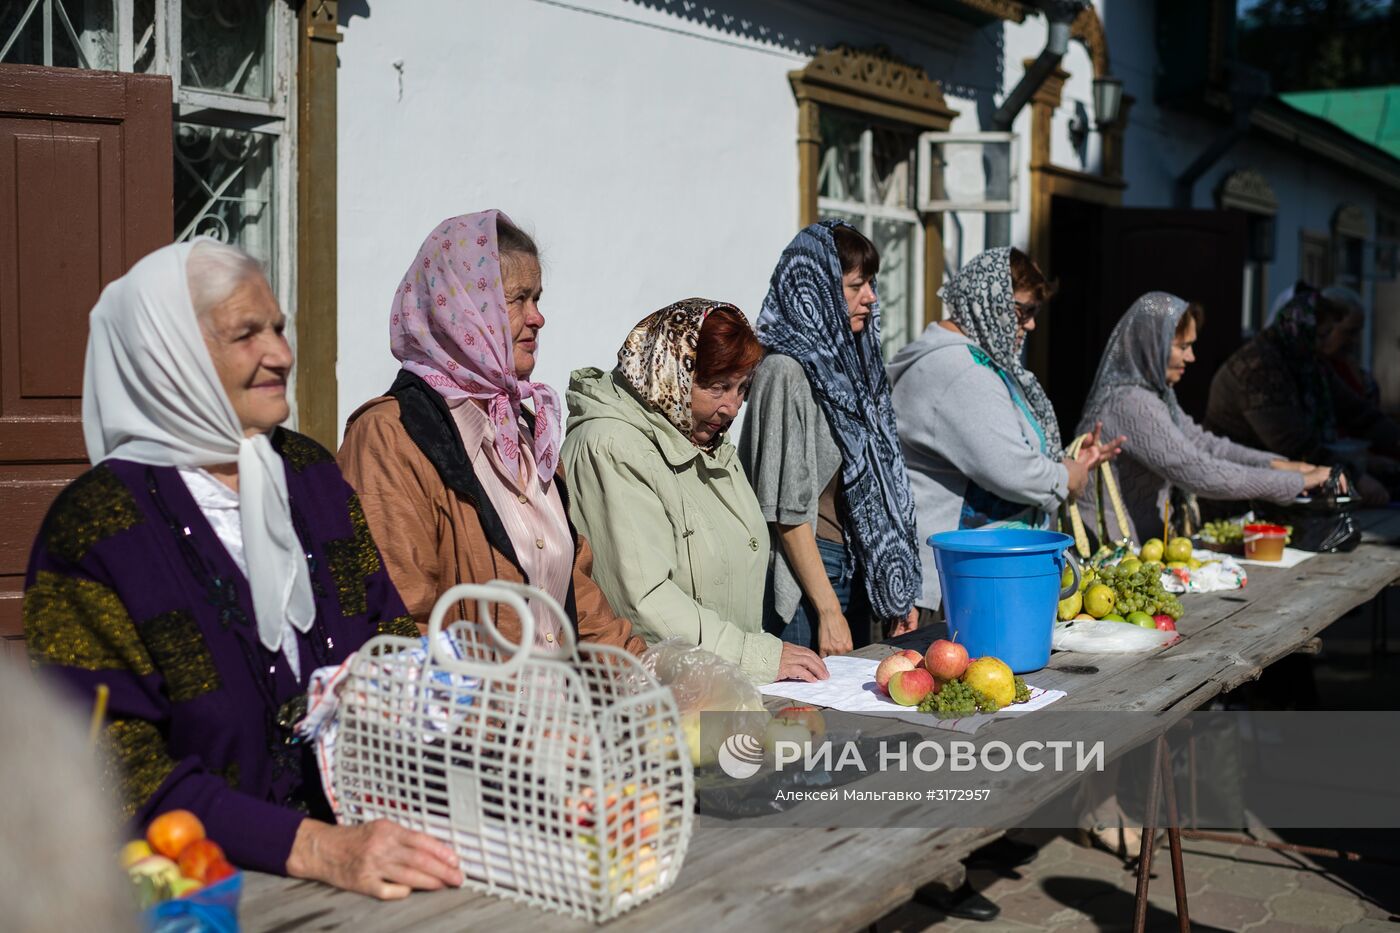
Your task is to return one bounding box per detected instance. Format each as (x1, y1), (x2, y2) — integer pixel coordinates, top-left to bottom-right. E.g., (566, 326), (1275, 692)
(1271, 459), (1314, 473)
(286, 818), (463, 900)
(778, 642), (829, 681)
(1301, 466), (1334, 491)
(816, 608), (854, 658)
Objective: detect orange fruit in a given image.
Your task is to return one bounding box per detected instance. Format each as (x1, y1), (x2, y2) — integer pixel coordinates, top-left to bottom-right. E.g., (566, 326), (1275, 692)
(147, 810), (205, 859)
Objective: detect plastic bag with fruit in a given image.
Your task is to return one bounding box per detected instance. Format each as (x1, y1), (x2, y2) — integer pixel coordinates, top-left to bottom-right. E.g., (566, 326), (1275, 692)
(121, 810), (241, 933)
(636, 638), (766, 767)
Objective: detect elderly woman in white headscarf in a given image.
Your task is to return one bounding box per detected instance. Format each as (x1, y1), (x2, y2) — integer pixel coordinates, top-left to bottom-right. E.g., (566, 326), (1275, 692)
(1076, 291), (1333, 540)
(23, 240), (461, 899)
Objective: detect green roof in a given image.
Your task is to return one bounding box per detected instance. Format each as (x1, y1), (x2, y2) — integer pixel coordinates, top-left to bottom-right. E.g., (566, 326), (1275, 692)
(1280, 85), (1400, 160)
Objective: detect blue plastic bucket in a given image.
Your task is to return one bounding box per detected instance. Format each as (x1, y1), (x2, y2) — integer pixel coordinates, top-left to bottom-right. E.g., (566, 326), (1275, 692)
(929, 529), (1079, 674)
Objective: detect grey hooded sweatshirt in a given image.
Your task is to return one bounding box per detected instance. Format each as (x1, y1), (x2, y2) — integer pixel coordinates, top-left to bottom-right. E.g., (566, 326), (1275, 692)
(888, 324), (1070, 610)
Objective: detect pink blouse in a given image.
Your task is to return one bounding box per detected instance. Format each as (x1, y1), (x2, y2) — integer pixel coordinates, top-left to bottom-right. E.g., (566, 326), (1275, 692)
(449, 399), (572, 650)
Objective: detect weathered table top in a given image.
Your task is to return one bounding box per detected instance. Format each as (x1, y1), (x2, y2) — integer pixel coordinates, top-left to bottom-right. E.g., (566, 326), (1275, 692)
(241, 511), (1400, 932)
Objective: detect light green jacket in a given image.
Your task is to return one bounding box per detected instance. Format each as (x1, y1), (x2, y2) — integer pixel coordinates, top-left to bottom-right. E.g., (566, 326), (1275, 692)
(562, 367), (781, 684)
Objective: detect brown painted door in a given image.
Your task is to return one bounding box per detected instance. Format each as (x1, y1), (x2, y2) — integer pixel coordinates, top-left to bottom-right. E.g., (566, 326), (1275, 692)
(0, 65), (173, 660)
(1045, 200), (1248, 435)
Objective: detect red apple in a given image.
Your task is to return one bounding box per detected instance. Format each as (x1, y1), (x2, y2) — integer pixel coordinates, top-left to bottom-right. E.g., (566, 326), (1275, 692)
(899, 648), (923, 666)
(1154, 616), (1176, 632)
(203, 860), (236, 884)
(888, 668), (937, 706)
(924, 638), (970, 682)
(176, 839), (227, 885)
(874, 654), (916, 691)
(775, 705), (826, 738)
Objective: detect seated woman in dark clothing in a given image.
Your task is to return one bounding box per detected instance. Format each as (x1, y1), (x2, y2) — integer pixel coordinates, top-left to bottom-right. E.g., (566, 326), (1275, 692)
(24, 240), (460, 899)
(1206, 284), (1390, 503)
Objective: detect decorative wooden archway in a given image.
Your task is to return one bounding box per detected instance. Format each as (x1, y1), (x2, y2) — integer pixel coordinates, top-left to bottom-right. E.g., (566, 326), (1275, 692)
(789, 45), (960, 323)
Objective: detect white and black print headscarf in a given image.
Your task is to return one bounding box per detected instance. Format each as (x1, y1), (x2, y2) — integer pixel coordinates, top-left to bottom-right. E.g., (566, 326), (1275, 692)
(756, 220), (920, 622)
(1077, 291), (1190, 435)
(940, 247), (1063, 452)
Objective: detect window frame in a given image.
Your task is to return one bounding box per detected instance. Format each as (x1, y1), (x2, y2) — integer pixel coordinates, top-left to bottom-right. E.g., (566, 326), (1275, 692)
(789, 46), (959, 335)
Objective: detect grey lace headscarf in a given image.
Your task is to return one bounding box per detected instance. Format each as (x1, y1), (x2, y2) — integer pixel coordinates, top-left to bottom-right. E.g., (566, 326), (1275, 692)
(940, 247), (1062, 452)
(1077, 291), (1190, 435)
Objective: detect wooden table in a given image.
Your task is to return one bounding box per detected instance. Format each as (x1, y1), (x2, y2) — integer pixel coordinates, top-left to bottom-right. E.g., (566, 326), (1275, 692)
(241, 512), (1400, 932)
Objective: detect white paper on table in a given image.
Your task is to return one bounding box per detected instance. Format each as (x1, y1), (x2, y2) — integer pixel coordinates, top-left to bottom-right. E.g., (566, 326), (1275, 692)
(759, 655), (1066, 735)
(1236, 546), (1314, 568)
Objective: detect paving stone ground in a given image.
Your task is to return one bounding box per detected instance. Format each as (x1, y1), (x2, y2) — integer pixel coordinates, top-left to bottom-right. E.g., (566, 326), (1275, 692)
(875, 601), (1400, 932)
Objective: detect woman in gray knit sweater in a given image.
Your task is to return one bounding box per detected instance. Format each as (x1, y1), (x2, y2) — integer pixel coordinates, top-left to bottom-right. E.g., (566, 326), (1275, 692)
(1076, 292), (1333, 539)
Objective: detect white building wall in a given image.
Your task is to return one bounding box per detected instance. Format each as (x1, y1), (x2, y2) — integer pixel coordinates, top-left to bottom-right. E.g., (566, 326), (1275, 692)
(336, 0), (1389, 432)
(334, 0), (1009, 436)
(336, 0), (806, 435)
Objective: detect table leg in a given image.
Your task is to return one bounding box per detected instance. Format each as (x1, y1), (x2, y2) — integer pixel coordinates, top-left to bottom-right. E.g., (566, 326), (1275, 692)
(1131, 737), (1163, 933)
(1159, 735), (1190, 933)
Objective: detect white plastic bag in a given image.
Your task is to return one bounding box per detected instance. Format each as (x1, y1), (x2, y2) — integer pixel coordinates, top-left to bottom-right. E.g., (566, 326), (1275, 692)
(1052, 618), (1177, 653)
(638, 639), (766, 766)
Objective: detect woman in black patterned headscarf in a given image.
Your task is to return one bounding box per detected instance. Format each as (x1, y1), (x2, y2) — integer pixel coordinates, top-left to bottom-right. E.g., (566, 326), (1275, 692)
(739, 221), (920, 656)
(889, 247), (1122, 613)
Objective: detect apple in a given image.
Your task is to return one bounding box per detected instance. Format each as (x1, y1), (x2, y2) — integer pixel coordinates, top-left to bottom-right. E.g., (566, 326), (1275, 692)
(762, 717), (812, 754)
(119, 839), (153, 869)
(924, 638), (970, 683)
(899, 649), (923, 666)
(177, 839), (228, 885)
(128, 854), (181, 888)
(888, 668), (937, 706)
(203, 860), (236, 884)
(875, 654), (916, 691)
(170, 877), (204, 899)
(774, 705), (826, 738)
(1154, 616), (1177, 632)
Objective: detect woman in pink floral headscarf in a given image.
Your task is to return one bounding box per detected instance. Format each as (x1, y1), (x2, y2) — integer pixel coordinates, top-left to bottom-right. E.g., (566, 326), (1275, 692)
(338, 210), (647, 656)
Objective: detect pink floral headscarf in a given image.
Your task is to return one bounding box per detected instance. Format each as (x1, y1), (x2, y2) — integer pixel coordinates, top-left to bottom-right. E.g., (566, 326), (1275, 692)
(390, 210), (562, 478)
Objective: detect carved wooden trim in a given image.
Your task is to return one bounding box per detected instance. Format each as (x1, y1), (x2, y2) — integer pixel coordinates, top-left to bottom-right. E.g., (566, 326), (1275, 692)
(1333, 204), (1369, 240)
(789, 45), (959, 323)
(789, 45), (958, 129)
(950, 0), (1028, 21)
(1216, 169), (1279, 215)
(1070, 7), (1109, 77)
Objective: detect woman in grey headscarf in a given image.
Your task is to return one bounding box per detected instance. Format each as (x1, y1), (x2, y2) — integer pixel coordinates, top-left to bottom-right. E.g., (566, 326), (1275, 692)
(1076, 291), (1332, 540)
(890, 247), (1121, 614)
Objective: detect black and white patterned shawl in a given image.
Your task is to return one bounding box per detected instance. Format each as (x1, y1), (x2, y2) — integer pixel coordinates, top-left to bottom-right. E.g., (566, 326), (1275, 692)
(755, 220), (920, 621)
(1077, 291), (1190, 435)
(940, 247), (1063, 452)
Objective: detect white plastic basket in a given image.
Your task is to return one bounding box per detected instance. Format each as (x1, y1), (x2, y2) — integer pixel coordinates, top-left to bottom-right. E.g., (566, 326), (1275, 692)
(329, 582), (694, 923)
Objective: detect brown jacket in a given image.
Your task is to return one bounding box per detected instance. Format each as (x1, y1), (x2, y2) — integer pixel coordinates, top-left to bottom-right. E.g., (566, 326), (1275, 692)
(337, 372), (646, 656)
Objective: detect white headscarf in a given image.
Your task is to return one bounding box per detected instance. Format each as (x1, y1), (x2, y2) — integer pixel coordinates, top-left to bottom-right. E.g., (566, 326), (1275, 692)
(82, 239), (315, 658)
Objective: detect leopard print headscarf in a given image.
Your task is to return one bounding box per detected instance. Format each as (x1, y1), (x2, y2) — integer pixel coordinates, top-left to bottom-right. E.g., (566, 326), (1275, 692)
(617, 298), (748, 444)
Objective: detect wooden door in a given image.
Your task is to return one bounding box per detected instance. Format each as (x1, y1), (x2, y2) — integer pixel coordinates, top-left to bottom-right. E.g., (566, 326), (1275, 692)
(1044, 200), (1248, 435)
(0, 65), (173, 660)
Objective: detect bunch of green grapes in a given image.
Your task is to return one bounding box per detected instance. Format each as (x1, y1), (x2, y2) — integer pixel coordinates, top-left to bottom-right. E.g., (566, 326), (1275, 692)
(915, 676), (1034, 717)
(917, 679), (981, 717)
(1095, 562), (1185, 620)
(1200, 520), (1242, 544)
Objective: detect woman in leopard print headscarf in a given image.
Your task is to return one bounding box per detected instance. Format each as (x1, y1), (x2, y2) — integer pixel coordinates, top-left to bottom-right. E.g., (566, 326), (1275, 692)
(562, 299), (829, 685)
